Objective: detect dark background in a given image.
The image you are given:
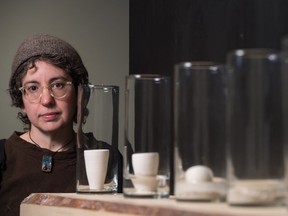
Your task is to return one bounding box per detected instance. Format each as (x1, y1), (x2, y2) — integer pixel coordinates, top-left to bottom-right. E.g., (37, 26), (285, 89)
(130, 0), (288, 76)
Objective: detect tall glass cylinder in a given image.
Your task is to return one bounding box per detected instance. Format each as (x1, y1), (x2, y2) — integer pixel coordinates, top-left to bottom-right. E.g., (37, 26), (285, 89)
(123, 74), (172, 198)
(174, 62), (227, 202)
(226, 49), (286, 206)
(76, 85), (122, 193)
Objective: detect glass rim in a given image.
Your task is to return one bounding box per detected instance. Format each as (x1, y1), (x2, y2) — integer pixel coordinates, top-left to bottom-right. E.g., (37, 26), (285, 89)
(126, 74), (170, 81)
(87, 84), (119, 93)
(227, 48), (278, 59)
(175, 61), (224, 70)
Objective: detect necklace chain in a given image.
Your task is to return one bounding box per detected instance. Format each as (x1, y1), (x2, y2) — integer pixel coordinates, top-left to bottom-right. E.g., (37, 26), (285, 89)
(28, 131), (75, 172)
(29, 131), (75, 153)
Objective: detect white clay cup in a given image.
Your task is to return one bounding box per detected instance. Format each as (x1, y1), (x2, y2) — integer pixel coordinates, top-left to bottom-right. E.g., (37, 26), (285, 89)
(84, 149), (109, 190)
(132, 152), (159, 176)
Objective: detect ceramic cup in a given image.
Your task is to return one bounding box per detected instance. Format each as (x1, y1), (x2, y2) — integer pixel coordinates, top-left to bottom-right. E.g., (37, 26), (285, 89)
(132, 152), (159, 176)
(131, 152), (160, 193)
(84, 149), (109, 190)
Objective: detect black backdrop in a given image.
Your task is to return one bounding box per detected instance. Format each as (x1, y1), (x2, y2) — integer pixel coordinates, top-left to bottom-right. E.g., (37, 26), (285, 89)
(130, 0), (288, 75)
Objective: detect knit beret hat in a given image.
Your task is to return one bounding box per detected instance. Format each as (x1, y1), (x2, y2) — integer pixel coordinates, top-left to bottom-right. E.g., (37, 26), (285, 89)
(10, 34), (88, 86)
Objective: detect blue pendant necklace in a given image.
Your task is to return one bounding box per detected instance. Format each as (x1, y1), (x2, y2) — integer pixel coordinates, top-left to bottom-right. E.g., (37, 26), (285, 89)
(29, 131), (75, 173)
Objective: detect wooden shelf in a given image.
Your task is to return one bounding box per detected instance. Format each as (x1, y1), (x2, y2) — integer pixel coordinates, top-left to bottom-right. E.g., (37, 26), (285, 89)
(20, 193), (287, 216)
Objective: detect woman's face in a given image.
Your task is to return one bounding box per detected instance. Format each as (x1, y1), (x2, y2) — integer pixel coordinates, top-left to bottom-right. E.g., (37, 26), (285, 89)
(21, 61), (77, 133)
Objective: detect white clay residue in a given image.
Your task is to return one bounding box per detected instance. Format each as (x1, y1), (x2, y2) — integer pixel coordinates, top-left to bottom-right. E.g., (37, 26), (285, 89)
(227, 179), (286, 206)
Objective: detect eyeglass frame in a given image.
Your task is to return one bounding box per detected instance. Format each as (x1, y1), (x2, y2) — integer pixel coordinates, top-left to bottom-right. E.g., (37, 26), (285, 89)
(19, 81), (73, 102)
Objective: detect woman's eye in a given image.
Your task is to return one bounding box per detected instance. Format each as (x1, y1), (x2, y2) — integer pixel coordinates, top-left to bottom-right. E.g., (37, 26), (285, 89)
(51, 82), (65, 89)
(26, 85), (39, 93)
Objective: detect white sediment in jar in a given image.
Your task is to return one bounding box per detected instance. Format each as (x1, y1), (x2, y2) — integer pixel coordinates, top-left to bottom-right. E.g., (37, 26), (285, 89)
(227, 179), (286, 206)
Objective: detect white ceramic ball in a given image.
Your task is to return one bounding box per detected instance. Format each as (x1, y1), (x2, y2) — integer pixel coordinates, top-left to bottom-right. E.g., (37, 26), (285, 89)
(185, 165), (214, 183)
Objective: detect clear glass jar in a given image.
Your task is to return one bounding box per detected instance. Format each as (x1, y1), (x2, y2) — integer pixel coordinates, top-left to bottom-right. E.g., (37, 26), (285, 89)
(174, 62), (227, 202)
(123, 74), (172, 198)
(226, 49), (286, 206)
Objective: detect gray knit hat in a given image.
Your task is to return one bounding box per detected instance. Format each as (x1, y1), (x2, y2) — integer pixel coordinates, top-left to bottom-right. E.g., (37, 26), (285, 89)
(9, 34), (89, 107)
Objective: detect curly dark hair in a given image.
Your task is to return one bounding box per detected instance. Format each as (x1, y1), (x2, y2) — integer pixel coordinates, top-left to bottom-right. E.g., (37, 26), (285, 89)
(9, 54), (89, 127)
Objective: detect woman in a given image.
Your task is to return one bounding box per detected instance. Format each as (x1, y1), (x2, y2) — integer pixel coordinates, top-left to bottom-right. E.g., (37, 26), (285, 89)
(0, 34), (89, 216)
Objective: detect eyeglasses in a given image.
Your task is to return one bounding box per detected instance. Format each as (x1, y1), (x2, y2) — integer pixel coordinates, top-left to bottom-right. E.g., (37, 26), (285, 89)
(19, 81), (73, 103)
